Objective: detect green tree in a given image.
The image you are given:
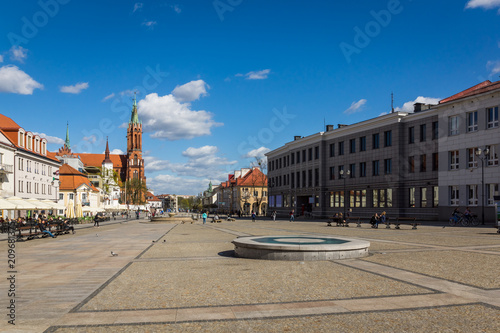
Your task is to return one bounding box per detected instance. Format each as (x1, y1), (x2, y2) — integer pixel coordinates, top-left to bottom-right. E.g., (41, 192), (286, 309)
(125, 179), (147, 205)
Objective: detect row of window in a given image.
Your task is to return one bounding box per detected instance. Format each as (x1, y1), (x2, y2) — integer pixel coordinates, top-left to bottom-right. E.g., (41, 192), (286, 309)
(408, 122), (439, 143)
(17, 181), (52, 195)
(449, 106), (498, 136)
(18, 130), (48, 155)
(449, 145), (499, 170)
(449, 184), (499, 206)
(409, 153), (439, 173)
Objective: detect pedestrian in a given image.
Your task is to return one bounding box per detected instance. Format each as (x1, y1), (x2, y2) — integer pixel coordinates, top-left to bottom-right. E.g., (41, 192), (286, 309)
(94, 213), (100, 228)
(289, 210), (295, 222)
(379, 211), (387, 227)
(272, 211), (277, 222)
(370, 213), (380, 228)
(251, 211), (256, 222)
(202, 211), (207, 224)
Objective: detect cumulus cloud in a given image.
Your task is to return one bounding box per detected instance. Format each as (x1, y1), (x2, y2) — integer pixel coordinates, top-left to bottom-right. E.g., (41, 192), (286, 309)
(149, 174), (213, 196)
(138, 90), (222, 140)
(171, 4), (181, 13)
(0, 65), (43, 95)
(344, 99), (367, 115)
(60, 82), (89, 94)
(172, 79), (209, 102)
(244, 147), (270, 159)
(102, 93), (115, 102)
(32, 132), (64, 145)
(182, 145), (218, 157)
(487, 60), (500, 76)
(244, 69), (271, 80)
(142, 21), (157, 28)
(0, 55), (3, 63)
(9, 46), (28, 63)
(395, 96), (440, 113)
(466, 0), (500, 11)
(109, 148), (125, 155)
(133, 2), (143, 12)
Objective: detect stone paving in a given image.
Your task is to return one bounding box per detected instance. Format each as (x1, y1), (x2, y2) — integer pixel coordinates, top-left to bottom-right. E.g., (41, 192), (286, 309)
(0, 218), (499, 332)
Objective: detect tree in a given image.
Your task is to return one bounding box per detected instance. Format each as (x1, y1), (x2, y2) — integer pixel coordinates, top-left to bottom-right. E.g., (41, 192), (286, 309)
(125, 178), (147, 205)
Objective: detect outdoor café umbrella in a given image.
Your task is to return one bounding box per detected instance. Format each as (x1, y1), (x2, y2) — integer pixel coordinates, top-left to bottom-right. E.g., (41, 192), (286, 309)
(66, 200), (75, 219)
(0, 198), (17, 210)
(25, 199), (54, 210)
(40, 200), (67, 211)
(5, 196), (38, 210)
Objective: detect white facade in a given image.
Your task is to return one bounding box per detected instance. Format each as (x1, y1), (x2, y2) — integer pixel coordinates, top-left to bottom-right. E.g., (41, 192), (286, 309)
(0, 132), (15, 198)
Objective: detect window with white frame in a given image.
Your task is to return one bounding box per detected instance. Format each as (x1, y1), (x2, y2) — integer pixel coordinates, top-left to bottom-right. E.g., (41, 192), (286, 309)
(42, 141), (46, 155)
(450, 150), (459, 170)
(59, 193), (64, 200)
(487, 184), (499, 205)
(467, 111), (478, 132)
(69, 193), (74, 200)
(467, 185), (478, 206)
(35, 137), (40, 152)
(409, 187), (416, 207)
(48, 185), (52, 195)
(27, 134), (32, 150)
(487, 106), (498, 128)
(449, 116), (459, 136)
(18, 130), (25, 147)
(450, 186), (459, 206)
(486, 145), (498, 166)
(468, 148), (478, 168)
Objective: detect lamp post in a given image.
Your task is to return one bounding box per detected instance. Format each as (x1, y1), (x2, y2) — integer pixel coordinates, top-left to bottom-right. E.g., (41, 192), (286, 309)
(339, 169), (351, 220)
(475, 147), (490, 225)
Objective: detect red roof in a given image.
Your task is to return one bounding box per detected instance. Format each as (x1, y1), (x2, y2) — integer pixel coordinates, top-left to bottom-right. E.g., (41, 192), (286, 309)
(59, 164), (99, 192)
(218, 167), (267, 188)
(440, 80), (500, 104)
(0, 114), (20, 130)
(76, 153), (127, 169)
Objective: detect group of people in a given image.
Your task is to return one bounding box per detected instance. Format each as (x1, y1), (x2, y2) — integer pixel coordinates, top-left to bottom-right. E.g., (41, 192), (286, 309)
(369, 211), (387, 228)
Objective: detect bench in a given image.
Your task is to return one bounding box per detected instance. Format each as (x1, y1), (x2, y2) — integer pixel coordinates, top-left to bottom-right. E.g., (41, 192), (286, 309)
(327, 217), (361, 227)
(211, 218), (222, 223)
(384, 217), (420, 229)
(16, 225), (47, 241)
(227, 217), (235, 222)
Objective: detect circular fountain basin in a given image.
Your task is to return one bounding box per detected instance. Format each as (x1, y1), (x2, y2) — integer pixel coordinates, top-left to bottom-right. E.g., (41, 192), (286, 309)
(232, 235), (370, 261)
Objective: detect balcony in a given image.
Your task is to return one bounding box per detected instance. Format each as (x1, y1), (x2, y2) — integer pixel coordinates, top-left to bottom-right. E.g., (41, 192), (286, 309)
(0, 163), (13, 174)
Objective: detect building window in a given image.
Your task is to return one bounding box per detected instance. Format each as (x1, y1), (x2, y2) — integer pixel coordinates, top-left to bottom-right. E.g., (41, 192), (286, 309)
(291, 153), (295, 165)
(450, 150), (459, 170)
(384, 130), (392, 147)
(432, 153), (439, 171)
(296, 151), (300, 163)
(308, 170), (312, 187)
(467, 185), (478, 206)
(467, 111), (478, 132)
(409, 156), (415, 173)
(373, 189), (392, 208)
(487, 184), (499, 205)
(449, 116), (459, 135)
(360, 136), (366, 152)
(302, 170), (306, 187)
(349, 139), (356, 153)
(421, 187), (427, 208)
(450, 186), (459, 206)
(360, 162), (366, 177)
(468, 148), (478, 168)
(330, 191), (344, 208)
(486, 145), (498, 166)
(338, 141), (344, 155)
(302, 150), (306, 162)
(487, 106), (499, 128)
(291, 173), (295, 188)
(314, 146), (319, 159)
(349, 164), (355, 178)
(27, 134), (32, 150)
(329, 144), (335, 157)
(420, 124), (426, 142)
(314, 168), (319, 186)
(372, 160), (379, 176)
(373, 133), (380, 149)
(69, 193), (74, 200)
(296, 172), (300, 188)
(59, 193), (64, 200)
(409, 127), (415, 144)
(420, 154), (427, 172)
(18, 131), (25, 147)
(338, 165), (344, 178)
(432, 121), (439, 140)
(384, 159), (392, 174)
(433, 186), (439, 207)
(308, 148), (313, 161)
(409, 187), (416, 207)
(329, 166), (335, 180)
(350, 190), (367, 208)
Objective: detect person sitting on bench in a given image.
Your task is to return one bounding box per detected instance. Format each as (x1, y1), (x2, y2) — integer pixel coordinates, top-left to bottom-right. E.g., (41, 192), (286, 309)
(38, 218), (56, 238)
(63, 219), (75, 234)
(379, 211), (387, 227)
(370, 213), (380, 228)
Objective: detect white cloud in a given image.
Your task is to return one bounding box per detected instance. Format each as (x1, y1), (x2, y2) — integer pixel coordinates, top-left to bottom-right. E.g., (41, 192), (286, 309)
(83, 135), (98, 144)
(32, 132), (64, 145)
(0, 65), (43, 95)
(243, 69), (271, 80)
(120, 89), (135, 96)
(244, 147), (270, 159)
(142, 21), (157, 28)
(466, 0), (500, 10)
(172, 79), (209, 102)
(182, 145), (218, 158)
(60, 82), (89, 94)
(138, 91), (222, 140)
(395, 96), (440, 113)
(171, 4), (181, 13)
(0, 55), (3, 63)
(344, 99), (367, 115)
(102, 93), (115, 102)
(109, 148), (124, 155)
(487, 60), (500, 75)
(9, 46), (28, 63)
(149, 174), (212, 196)
(133, 2), (143, 13)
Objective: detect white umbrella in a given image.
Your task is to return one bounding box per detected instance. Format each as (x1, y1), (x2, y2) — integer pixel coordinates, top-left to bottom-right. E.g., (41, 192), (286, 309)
(40, 200), (67, 210)
(66, 200), (75, 218)
(25, 199), (54, 210)
(5, 196), (38, 210)
(0, 198), (17, 210)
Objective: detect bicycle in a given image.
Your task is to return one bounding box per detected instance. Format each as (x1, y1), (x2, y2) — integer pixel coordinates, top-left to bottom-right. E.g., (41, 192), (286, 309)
(466, 214), (480, 226)
(449, 212), (465, 226)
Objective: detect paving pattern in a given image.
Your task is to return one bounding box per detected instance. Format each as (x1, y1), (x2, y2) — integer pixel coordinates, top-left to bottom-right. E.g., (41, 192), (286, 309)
(0, 218), (499, 332)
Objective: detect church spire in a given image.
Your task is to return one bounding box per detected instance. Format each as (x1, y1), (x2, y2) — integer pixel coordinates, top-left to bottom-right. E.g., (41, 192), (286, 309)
(130, 91), (140, 124)
(64, 122), (70, 149)
(103, 136), (112, 164)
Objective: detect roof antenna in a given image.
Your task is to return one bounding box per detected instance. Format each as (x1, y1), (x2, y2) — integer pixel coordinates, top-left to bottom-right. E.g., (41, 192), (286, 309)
(391, 92), (394, 113)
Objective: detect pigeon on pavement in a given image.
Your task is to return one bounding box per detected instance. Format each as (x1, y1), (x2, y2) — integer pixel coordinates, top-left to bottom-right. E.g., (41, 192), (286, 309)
(111, 251), (118, 256)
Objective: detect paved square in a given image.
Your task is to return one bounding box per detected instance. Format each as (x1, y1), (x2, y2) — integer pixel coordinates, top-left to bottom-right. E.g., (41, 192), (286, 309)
(1, 218), (499, 332)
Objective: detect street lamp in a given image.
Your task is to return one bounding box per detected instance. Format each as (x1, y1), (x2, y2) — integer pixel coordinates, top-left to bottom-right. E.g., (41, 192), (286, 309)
(339, 169), (351, 220)
(475, 147), (490, 225)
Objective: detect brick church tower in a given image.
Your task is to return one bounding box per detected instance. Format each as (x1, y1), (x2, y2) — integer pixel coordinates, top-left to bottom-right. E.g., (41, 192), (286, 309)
(126, 94), (146, 185)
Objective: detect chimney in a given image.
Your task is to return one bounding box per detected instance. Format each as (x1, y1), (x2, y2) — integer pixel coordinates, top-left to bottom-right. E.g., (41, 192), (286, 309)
(326, 125), (334, 132)
(294, 136), (301, 140)
(337, 124), (348, 128)
(414, 103), (423, 113)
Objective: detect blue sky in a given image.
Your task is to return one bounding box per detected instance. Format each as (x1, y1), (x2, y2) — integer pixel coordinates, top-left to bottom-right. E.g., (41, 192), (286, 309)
(1, 0), (499, 195)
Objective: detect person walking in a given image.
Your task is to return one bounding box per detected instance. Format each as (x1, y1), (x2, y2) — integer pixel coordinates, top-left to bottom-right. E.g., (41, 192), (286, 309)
(272, 210), (277, 222)
(94, 214), (100, 228)
(379, 211), (387, 228)
(251, 211), (256, 222)
(202, 212), (207, 224)
(289, 210), (295, 222)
